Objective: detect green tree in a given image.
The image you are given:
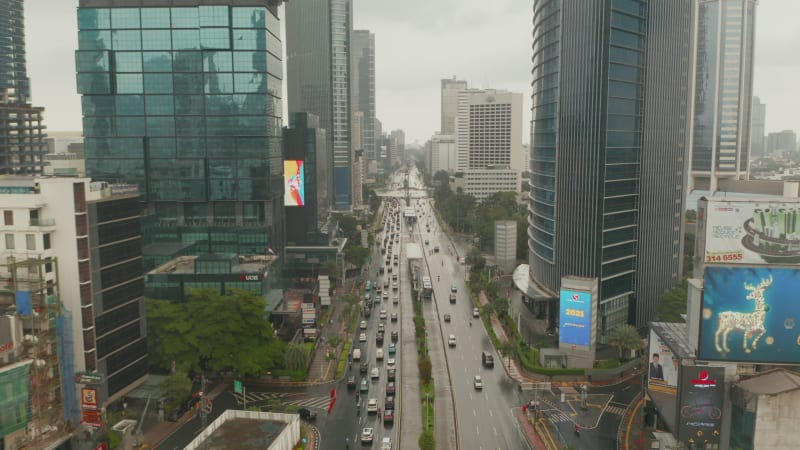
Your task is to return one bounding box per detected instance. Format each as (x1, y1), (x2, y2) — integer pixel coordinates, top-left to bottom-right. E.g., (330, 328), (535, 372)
(344, 245), (370, 268)
(433, 170), (450, 186)
(466, 247), (486, 271)
(683, 232), (695, 275)
(162, 373), (192, 408)
(283, 343), (310, 372)
(655, 278), (689, 322)
(185, 289), (283, 375)
(605, 324), (644, 360)
(685, 209), (697, 223)
(493, 297), (510, 319)
(498, 341), (518, 370)
(146, 298), (197, 372)
(322, 259), (341, 284)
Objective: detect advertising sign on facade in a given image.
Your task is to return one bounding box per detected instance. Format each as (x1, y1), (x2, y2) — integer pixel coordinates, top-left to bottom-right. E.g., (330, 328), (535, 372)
(699, 266), (800, 364)
(647, 330), (679, 392)
(677, 366), (724, 447)
(283, 160), (305, 206)
(704, 200), (800, 265)
(81, 387), (98, 409)
(559, 290), (592, 347)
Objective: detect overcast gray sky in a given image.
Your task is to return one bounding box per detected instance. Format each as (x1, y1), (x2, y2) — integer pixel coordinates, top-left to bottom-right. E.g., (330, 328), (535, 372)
(25, 0), (800, 146)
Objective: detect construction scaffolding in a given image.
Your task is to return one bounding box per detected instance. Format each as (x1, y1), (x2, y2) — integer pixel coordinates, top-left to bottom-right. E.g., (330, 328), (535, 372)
(0, 255), (67, 448)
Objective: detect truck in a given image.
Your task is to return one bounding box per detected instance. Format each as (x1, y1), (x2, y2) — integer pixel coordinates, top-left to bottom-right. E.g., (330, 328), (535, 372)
(352, 348), (362, 361)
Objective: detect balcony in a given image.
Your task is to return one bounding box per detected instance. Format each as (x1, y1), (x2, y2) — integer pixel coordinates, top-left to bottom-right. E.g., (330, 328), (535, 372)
(28, 218), (56, 228)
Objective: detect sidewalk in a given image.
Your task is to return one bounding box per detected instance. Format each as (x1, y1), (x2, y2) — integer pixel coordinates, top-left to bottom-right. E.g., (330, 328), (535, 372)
(515, 408), (549, 450)
(621, 396), (646, 450)
(141, 381), (229, 448)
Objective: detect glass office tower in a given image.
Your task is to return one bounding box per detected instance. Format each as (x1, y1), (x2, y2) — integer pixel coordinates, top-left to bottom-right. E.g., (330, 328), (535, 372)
(529, 0), (692, 333)
(76, 2), (285, 270)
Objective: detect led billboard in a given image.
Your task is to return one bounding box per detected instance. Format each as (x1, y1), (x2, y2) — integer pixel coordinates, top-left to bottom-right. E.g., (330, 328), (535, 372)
(699, 266), (800, 364)
(559, 290), (592, 347)
(648, 330), (679, 391)
(284, 160), (305, 206)
(703, 200), (800, 265)
(677, 366), (724, 447)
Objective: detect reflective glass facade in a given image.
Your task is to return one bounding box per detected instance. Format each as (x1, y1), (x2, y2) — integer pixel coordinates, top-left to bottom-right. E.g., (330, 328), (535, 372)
(351, 30), (376, 162)
(0, 0), (30, 103)
(689, 0), (756, 191)
(76, 4), (284, 269)
(286, 0), (352, 210)
(529, 0), (692, 332)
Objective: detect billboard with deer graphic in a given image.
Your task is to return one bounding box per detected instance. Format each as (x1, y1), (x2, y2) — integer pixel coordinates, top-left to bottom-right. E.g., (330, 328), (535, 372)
(699, 266), (800, 364)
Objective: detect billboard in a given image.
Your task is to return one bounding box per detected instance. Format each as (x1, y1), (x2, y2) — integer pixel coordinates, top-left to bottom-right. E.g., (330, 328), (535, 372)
(677, 366), (724, 447)
(647, 330), (679, 391)
(559, 290), (592, 347)
(283, 160), (305, 206)
(704, 200), (800, 265)
(699, 266), (800, 364)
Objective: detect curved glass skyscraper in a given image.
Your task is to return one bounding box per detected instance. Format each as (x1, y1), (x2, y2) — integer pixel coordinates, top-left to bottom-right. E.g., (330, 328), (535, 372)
(529, 0), (693, 334)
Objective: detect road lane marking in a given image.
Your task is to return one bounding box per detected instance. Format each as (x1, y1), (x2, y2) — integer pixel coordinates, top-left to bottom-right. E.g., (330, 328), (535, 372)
(473, 409), (476, 416)
(494, 427), (498, 436)
(489, 409), (493, 417)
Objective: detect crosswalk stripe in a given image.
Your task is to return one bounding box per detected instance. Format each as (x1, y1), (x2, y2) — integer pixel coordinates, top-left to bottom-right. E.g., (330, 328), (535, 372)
(284, 396), (330, 409)
(604, 406), (626, 415)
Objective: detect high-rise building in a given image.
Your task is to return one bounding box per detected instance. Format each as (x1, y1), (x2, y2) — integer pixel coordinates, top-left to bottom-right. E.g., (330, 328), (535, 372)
(75, 2), (286, 271)
(529, 0), (693, 332)
(426, 133), (456, 174)
(441, 76), (467, 134)
(389, 129), (405, 167)
(688, 0), (758, 192)
(351, 30), (376, 162)
(750, 96), (766, 158)
(0, 0), (48, 175)
(286, 0), (352, 210)
(766, 130), (797, 156)
(455, 89), (523, 171)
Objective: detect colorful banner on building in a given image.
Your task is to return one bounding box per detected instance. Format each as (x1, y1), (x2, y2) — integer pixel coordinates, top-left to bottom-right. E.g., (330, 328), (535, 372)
(677, 366), (724, 447)
(81, 387), (98, 409)
(703, 200), (800, 265)
(647, 330), (679, 392)
(283, 160), (305, 206)
(699, 266), (800, 364)
(558, 290), (592, 347)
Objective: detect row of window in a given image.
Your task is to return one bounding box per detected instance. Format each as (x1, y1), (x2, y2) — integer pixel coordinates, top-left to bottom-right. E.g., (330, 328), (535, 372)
(83, 94), (276, 117)
(4, 233), (51, 251)
(79, 28), (277, 53)
(78, 7), (273, 32)
(78, 72), (280, 96)
(76, 50), (276, 74)
(83, 115), (280, 137)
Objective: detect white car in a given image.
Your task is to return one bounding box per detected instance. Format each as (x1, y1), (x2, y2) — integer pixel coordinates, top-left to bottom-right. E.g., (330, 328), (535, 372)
(367, 398), (378, 413)
(370, 367), (380, 380)
(387, 357), (396, 367)
(393, 296), (399, 304)
(472, 307), (480, 318)
(376, 348), (384, 360)
(359, 333), (367, 342)
(380, 437), (393, 450)
(379, 309), (387, 320)
(361, 427), (375, 443)
(474, 375), (483, 390)
(448, 334), (456, 347)
(360, 320), (367, 330)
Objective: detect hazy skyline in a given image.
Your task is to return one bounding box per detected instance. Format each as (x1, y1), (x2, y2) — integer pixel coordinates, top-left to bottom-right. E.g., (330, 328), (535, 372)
(24, 0), (800, 146)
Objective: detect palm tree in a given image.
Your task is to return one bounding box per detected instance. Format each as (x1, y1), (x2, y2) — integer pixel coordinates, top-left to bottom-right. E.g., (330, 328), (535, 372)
(605, 325), (644, 360)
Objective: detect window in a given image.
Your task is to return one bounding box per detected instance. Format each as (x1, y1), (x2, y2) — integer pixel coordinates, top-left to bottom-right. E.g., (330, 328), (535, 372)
(45, 258), (53, 273)
(4, 234), (14, 250)
(3, 211), (12, 225)
(43, 233), (51, 250)
(26, 234), (35, 251)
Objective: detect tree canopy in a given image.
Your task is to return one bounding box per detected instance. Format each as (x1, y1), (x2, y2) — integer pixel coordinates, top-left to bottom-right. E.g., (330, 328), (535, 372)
(605, 324), (644, 360)
(146, 289), (284, 375)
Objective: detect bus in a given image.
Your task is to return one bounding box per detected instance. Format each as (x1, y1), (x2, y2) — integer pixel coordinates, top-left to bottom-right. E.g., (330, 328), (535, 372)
(422, 276), (433, 300)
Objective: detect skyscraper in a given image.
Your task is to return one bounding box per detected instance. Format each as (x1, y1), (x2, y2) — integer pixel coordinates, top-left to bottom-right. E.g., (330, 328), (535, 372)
(0, 0), (48, 175)
(750, 96), (766, 157)
(286, 0), (353, 210)
(455, 89), (522, 172)
(529, 0), (693, 333)
(351, 30), (376, 162)
(688, 0), (758, 192)
(76, 1), (286, 271)
(441, 76), (467, 134)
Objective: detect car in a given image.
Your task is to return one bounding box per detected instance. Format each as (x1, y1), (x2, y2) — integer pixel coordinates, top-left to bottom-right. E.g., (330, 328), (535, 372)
(360, 321), (367, 330)
(360, 378), (369, 393)
(443, 313), (451, 322)
(387, 266), (392, 273)
(393, 295), (399, 304)
(392, 273), (398, 281)
(347, 376), (357, 389)
(393, 260), (398, 266)
(387, 357), (396, 367)
(378, 323), (385, 333)
(392, 282), (398, 290)
(370, 367), (380, 380)
(434, 246), (440, 253)
(386, 382), (396, 395)
(448, 334), (456, 347)
(473, 307), (480, 318)
(383, 409), (395, 425)
(376, 286), (382, 294)
(391, 312), (398, 322)
(380, 436), (393, 450)
(361, 427), (375, 443)
(380, 309), (387, 320)
(425, 240), (429, 245)
(376, 332), (384, 346)
(298, 407), (317, 421)
(482, 351), (495, 368)
(391, 330), (399, 342)
(387, 367), (396, 381)
(376, 348), (384, 360)
(379, 266), (385, 274)
(451, 284), (457, 293)
(383, 292), (389, 301)
(384, 280), (390, 288)
(388, 343), (396, 355)
(367, 399), (378, 414)
(385, 395), (395, 409)
(374, 294), (381, 304)
(449, 292), (457, 303)
(361, 361), (369, 373)
(360, 332), (367, 342)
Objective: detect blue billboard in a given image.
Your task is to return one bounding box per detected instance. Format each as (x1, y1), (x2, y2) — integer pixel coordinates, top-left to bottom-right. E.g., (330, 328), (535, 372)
(559, 290), (592, 346)
(699, 266), (800, 364)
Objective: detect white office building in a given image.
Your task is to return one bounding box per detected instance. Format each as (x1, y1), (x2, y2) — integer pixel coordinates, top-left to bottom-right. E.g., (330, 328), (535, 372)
(426, 133), (457, 175)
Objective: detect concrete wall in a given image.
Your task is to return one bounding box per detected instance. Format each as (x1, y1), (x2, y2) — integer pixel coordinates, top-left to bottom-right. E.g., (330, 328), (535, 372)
(753, 389), (800, 450)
